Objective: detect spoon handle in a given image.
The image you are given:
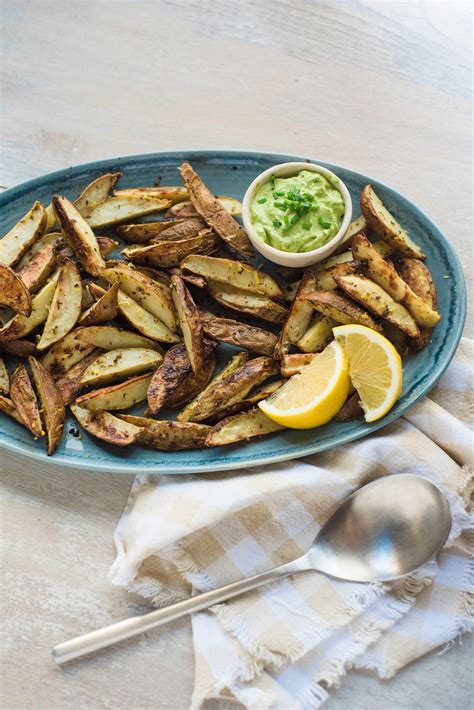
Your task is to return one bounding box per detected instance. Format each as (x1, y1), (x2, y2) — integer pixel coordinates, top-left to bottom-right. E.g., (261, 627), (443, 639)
(52, 555), (308, 665)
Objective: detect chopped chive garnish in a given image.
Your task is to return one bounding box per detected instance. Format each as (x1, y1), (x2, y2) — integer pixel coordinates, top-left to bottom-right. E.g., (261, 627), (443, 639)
(283, 214), (290, 225)
(257, 197), (267, 204)
(273, 219), (282, 227)
(272, 190), (285, 198)
(318, 216), (331, 229)
(303, 220), (312, 230)
(270, 175), (276, 187)
(303, 193), (314, 202)
(274, 201), (287, 210)
(291, 214), (300, 224)
(286, 191), (295, 200)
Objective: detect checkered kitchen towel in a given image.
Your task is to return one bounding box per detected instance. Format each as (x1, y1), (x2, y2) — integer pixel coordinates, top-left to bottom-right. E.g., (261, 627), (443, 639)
(110, 338), (473, 709)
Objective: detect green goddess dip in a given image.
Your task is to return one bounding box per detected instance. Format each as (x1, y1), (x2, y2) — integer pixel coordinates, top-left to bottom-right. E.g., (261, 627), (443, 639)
(250, 170), (345, 253)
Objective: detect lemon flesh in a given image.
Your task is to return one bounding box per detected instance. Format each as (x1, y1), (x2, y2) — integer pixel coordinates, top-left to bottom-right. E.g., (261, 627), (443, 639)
(259, 340), (350, 429)
(333, 324), (402, 422)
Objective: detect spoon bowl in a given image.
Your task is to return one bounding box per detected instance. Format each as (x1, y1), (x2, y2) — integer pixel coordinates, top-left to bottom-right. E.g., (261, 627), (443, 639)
(308, 474), (451, 582)
(53, 474), (451, 664)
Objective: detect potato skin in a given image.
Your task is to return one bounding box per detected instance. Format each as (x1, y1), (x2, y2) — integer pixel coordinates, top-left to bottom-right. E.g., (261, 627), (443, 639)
(28, 356), (65, 455)
(70, 403), (143, 446)
(360, 185), (424, 259)
(119, 415), (211, 450)
(179, 161), (254, 260)
(53, 195), (105, 276)
(147, 340), (216, 414)
(171, 275), (204, 374)
(199, 311), (277, 356)
(0, 264), (32, 316)
(10, 363), (44, 437)
(304, 290), (382, 332)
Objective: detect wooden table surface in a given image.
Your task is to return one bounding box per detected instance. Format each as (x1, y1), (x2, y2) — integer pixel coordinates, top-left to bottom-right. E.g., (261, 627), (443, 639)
(1, 1), (472, 708)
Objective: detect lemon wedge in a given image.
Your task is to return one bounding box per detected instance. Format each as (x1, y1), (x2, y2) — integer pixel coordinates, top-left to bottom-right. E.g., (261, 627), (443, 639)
(333, 324), (402, 422)
(259, 340), (350, 428)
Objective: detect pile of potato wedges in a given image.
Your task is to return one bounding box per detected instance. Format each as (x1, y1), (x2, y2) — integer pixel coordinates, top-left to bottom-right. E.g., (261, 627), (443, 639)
(0, 163), (440, 455)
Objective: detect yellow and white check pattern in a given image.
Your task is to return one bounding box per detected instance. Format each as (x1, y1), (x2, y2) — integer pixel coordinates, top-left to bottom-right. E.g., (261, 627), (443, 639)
(110, 339), (473, 709)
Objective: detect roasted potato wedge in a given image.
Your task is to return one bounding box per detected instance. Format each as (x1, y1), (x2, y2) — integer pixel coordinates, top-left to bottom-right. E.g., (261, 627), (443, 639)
(0, 394), (24, 425)
(116, 219), (188, 244)
(334, 273), (419, 337)
(352, 233), (440, 328)
(178, 162), (254, 260)
(0, 264), (31, 315)
(70, 403), (143, 446)
(74, 172), (121, 218)
(79, 282), (119, 326)
(0, 339), (37, 357)
(181, 254), (284, 300)
(148, 341), (216, 414)
(55, 350), (102, 405)
(102, 263), (176, 331)
(15, 242), (57, 293)
(29, 356), (65, 454)
(177, 351), (248, 422)
(97, 236), (120, 258)
(86, 195), (170, 228)
(117, 288), (179, 343)
(165, 195), (242, 219)
(280, 353), (317, 377)
(75, 372), (153, 411)
(199, 310), (277, 356)
(207, 281), (288, 324)
(15, 231), (62, 268)
(81, 348), (162, 387)
(334, 392), (363, 422)
(118, 414), (211, 450)
(170, 275), (204, 373)
(122, 230), (218, 268)
(42, 325), (162, 377)
(360, 185), (424, 259)
(37, 260), (82, 350)
(398, 258), (437, 309)
(149, 218), (209, 243)
(274, 272), (316, 358)
(0, 270), (60, 341)
(147, 340), (216, 414)
(10, 363), (44, 438)
(297, 314), (336, 353)
(398, 258), (438, 350)
(0, 201), (47, 267)
(114, 185), (188, 204)
(304, 290), (382, 332)
(0, 356), (9, 394)
(206, 408), (284, 447)
(186, 356), (279, 422)
(53, 195), (105, 276)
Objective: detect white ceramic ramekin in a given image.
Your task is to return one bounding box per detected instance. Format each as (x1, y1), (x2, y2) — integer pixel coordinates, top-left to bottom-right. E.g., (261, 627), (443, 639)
(242, 162), (352, 267)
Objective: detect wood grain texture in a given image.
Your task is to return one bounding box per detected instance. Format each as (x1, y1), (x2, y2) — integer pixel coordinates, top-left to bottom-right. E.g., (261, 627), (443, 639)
(0, 1), (472, 708)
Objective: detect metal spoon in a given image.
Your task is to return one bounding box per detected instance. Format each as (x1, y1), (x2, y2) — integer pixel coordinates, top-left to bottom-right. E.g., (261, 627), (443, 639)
(52, 474), (451, 665)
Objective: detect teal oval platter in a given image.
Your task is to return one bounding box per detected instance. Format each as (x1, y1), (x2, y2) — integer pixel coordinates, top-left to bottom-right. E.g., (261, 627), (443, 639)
(0, 151), (466, 474)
